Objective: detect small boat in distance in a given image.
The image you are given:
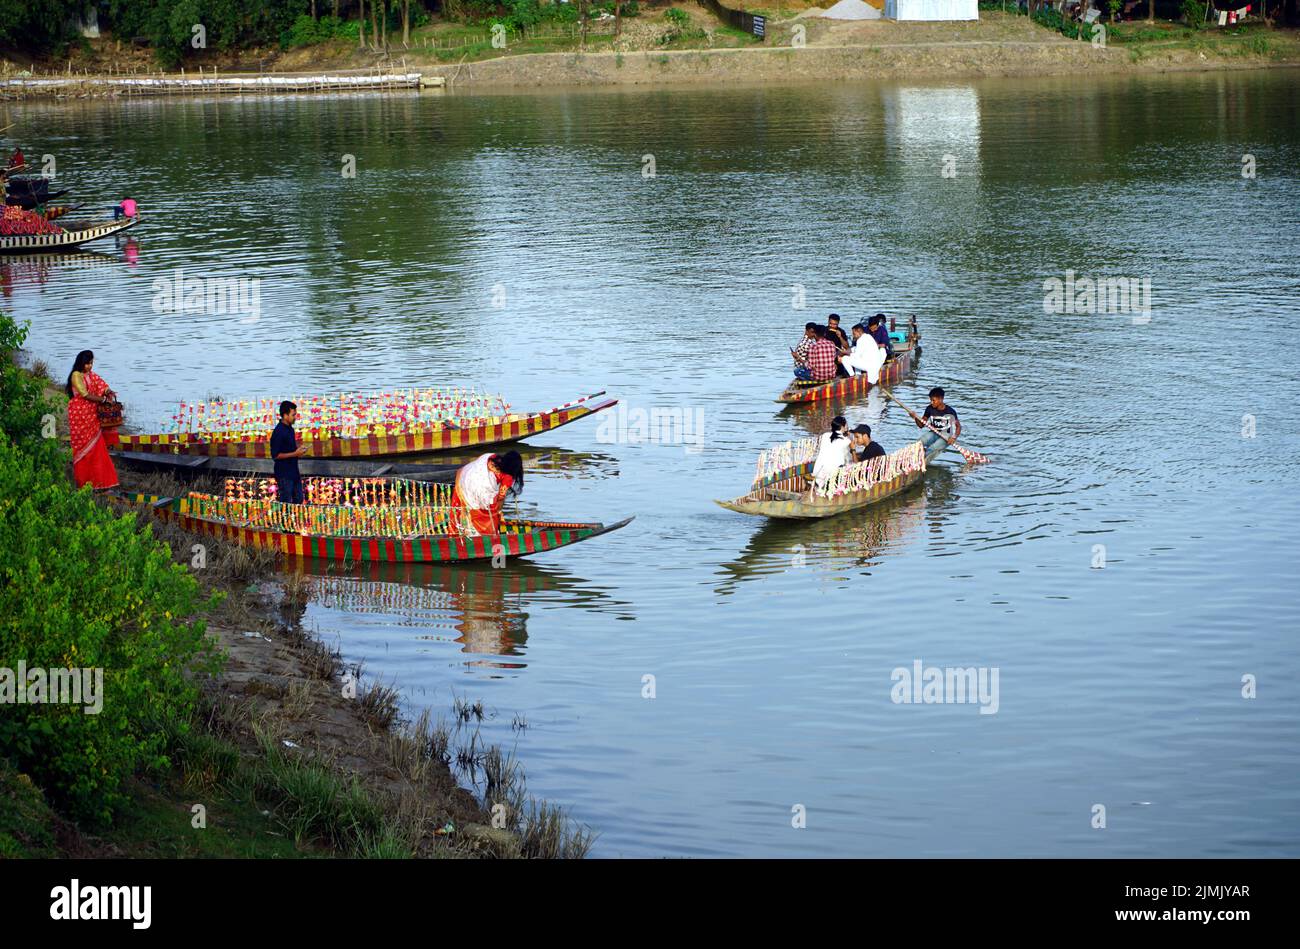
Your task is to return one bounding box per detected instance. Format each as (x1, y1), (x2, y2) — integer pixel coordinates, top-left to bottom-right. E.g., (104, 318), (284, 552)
(3, 175), (71, 210)
(716, 436), (946, 520)
(777, 316), (921, 404)
(119, 391), (618, 459)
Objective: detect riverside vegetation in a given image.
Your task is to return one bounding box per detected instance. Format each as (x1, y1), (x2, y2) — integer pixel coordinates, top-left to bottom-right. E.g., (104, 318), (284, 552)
(0, 311), (592, 859)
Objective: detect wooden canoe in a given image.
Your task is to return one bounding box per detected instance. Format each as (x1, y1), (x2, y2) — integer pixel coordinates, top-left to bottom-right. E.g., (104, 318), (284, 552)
(715, 437), (947, 520)
(118, 393), (618, 459)
(777, 320), (921, 404)
(131, 492), (633, 564)
(113, 450), (459, 483)
(0, 215), (139, 254)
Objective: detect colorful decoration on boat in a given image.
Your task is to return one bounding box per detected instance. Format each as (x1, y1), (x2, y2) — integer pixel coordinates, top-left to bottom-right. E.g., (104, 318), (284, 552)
(220, 476), (449, 508)
(753, 437), (820, 485)
(815, 440), (927, 499)
(0, 205), (63, 236)
(184, 491), (466, 538)
(172, 388), (512, 444)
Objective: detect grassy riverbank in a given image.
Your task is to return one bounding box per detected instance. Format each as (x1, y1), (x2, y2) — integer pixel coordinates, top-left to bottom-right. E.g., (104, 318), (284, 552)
(0, 314), (591, 859)
(3, 9), (1297, 96)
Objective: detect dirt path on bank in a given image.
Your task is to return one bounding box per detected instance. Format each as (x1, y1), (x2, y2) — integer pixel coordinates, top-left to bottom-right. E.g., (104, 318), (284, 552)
(4, 13), (1297, 98)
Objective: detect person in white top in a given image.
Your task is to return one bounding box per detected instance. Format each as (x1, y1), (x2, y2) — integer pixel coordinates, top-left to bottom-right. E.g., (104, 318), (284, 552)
(839, 323), (887, 384)
(811, 416), (853, 487)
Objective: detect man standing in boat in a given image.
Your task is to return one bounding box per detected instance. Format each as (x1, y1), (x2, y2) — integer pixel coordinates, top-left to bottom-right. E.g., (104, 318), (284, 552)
(270, 400), (308, 504)
(916, 387), (961, 449)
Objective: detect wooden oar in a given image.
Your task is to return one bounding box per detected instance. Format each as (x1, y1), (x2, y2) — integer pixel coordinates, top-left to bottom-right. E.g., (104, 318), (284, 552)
(879, 386), (989, 465)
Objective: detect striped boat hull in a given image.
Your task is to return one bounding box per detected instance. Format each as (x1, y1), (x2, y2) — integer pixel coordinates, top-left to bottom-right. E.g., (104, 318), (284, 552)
(136, 494), (632, 563)
(777, 344), (917, 404)
(118, 397), (617, 459)
(0, 216), (140, 254)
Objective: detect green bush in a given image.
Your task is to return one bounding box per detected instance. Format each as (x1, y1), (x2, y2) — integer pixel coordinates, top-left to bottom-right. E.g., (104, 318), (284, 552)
(1181, 0), (1206, 24)
(0, 317), (60, 467)
(280, 14), (360, 50)
(664, 6), (690, 26)
(0, 312), (223, 825)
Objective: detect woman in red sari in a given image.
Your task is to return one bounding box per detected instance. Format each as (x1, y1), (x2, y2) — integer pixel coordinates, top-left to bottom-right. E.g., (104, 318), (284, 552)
(65, 350), (119, 491)
(450, 450), (524, 536)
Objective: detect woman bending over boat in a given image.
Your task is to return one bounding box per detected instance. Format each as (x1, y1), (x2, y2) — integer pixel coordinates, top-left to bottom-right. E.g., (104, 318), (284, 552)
(65, 350), (119, 491)
(451, 450), (524, 535)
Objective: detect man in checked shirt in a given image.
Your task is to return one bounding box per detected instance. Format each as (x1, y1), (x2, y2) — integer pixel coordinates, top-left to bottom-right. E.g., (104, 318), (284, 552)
(791, 322), (819, 379)
(805, 326), (840, 382)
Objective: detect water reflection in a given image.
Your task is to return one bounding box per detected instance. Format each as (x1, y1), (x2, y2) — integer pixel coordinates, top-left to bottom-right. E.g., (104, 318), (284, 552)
(292, 557), (634, 669)
(0, 249), (122, 294)
(408, 446), (621, 480)
(714, 465), (958, 595)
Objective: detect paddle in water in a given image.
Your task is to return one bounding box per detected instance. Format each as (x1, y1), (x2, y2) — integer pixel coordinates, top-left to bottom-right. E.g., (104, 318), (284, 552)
(879, 386), (990, 465)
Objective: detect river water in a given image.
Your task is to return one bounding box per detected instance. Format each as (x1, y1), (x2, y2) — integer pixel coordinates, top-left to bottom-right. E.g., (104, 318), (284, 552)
(5, 69), (1299, 857)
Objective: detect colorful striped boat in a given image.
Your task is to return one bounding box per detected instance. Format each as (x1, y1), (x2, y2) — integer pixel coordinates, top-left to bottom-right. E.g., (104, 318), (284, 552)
(117, 393), (618, 459)
(777, 318), (921, 404)
(715, 436), (947, 519)
(0, 215), (139, 254)
(131, 492), (632, 564)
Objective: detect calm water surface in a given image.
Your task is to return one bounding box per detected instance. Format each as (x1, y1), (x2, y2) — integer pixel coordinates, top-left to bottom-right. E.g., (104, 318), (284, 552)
(5, 70), (1299, 857)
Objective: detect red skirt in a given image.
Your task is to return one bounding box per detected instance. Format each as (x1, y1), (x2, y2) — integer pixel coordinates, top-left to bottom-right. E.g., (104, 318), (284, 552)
(450, 484), (501, 535)
(72, 430), (118, 490)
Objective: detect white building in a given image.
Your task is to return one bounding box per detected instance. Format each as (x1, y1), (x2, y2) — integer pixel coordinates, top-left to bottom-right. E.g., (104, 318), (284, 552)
(883, 0), (980, 20)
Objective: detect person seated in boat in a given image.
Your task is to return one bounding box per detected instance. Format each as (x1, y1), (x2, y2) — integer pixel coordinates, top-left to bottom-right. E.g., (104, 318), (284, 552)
(6, 148), (23, 170)
(839, 322), (887, 383)
(811, 416), (852, 487)
(825, 314), (852, 377)
(270, 400), (308, 504)
(65, 351), (119, 492)
(804, 326), (840, 384)
(451, 450), (524, 536)
(790, 322), (819, 380)
(850, 424), (886, 463)
(916, 387), (961, 449)
(113, 197), (138, 221)
(868, 314), (893, 358)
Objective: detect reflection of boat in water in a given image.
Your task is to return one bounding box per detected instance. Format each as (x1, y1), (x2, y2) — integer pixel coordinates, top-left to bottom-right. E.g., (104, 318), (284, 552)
(713, 469), (954, 595)
(291, 558), (633, 660)
(398, 446), (621, 480)
(0, 249), (120, 293)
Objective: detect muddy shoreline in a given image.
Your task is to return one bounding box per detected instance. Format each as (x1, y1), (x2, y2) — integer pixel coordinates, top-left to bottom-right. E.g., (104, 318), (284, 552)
(4, 35), (1297, 100)
(7, 353), (589, 858)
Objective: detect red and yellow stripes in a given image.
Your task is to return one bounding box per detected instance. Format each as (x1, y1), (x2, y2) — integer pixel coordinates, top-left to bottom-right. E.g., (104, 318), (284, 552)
(129, 493), (620, 564)
(119, 397), (617, 458)
(777, 349), (915, 404)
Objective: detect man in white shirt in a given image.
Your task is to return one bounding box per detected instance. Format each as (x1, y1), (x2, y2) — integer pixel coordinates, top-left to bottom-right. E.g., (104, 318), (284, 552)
(839, 323), (887, 383)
